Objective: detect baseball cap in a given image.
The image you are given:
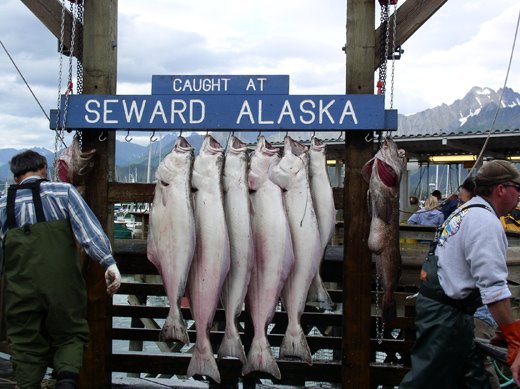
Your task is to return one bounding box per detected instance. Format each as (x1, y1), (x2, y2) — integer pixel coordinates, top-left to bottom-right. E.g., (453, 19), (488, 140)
(475, 160), (520, 186)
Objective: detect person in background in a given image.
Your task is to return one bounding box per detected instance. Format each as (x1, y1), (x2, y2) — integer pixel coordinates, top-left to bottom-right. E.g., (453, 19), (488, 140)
(400, 195), (420, 224)
(399, 159), (520, 388)
(407, 195), (445, 227)
(458, 176), (476, 205)
(431, 189), (442, 201)
(0, 150), (122, 389)
(440, 193), (459, 219)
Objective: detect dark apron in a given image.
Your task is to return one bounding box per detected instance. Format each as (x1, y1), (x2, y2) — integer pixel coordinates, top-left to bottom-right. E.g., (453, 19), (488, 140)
(3, 180), (88, 386)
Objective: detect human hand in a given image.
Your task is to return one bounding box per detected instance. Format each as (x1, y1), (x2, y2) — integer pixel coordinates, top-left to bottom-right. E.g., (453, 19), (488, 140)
(105, 264), (121, 296)
(512, 350), (520, 387)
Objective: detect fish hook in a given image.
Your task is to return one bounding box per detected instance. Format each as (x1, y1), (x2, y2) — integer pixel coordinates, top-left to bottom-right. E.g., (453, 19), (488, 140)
(150, 131), (158, 143)
(125, 130), (133, 142)
(98, 131), (107, 142)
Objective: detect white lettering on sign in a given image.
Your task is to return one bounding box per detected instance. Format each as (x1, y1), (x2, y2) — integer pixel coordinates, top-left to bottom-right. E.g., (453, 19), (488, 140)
(339, 100), (358, 124)
(123, 100), (146, 122)
(245, 77), (267, 92)
(172, 77), (231, 93)
(85, 99), (101, 123)
(235, 98), (358, 126)
(83, 98), (207, 125)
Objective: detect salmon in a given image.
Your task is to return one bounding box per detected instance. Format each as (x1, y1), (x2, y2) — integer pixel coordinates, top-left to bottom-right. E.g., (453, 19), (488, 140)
(306, 136), (336, 311)
(242, 136), (294, 380)
(147, 136), (195, 344)
(187, 135), (230, 383)
(218, 136), (254, 364)
(361, 136), (406, 324)
(269, 136), (322, 364)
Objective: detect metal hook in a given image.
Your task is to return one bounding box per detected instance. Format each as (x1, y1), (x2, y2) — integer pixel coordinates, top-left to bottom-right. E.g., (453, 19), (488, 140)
(179, 129), (183, 137)
(364, 132), (374, 143)
(257, 131), (262, 140)
(150, 131), (158, 143)
(125, 130), (133, 142)
(98, 131), (107, 142)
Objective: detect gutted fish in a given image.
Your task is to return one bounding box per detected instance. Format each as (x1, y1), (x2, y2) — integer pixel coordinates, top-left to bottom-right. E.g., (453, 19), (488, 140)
(218, 136), (254, 364)
(361, 136), (406, 324)
(187, 135), (230, 383)
(54, 136), (96, 185)
(306, 136), (336, 311)
(242, 136), (294, 380)
(147, 136), (195, 344)
(269, 136), (322, 364)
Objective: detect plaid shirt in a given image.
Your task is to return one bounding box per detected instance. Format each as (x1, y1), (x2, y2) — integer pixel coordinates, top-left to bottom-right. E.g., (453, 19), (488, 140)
(0, 176), (115, 269)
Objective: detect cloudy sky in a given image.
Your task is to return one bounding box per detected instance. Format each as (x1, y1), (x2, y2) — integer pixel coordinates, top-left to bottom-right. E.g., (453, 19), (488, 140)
(0, 0), (519, 150)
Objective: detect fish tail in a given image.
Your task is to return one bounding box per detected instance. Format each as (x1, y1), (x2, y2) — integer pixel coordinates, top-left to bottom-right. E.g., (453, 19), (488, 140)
(383, 295), (397, 325)
(242, 337), (281, 380)
(187, 344), (221, 383)
(280, 326), (313, 365)
(159, 314), (189, 344)
(217, 332), (247, 364)
(306, 276), (334, 311)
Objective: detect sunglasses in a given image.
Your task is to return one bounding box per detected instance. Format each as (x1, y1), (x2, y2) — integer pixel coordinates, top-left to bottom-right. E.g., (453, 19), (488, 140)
(502, 183), (520, 192)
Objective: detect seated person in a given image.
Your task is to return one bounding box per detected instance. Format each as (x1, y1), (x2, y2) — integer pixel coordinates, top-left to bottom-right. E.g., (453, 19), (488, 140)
(407, 195), (444, 227)
(400, 195), (420, 223)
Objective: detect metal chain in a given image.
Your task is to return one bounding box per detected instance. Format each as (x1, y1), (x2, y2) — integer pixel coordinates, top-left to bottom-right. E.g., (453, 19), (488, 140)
(389, 2), (398, 109)
(375, 274), (385, 345)
(75, 0), (84, 147)
(55, 0), (67, 160)
(61, 1), (77, 132)
(377, 2), (390, 96)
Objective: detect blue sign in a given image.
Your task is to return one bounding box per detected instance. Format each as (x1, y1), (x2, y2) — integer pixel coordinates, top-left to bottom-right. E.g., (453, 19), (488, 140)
(50, 94), (397, 131)
(152, 75), (290, 95)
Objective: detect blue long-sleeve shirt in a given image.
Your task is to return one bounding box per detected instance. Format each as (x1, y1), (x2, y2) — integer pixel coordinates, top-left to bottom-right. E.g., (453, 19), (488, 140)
(0, 176), (115, 269)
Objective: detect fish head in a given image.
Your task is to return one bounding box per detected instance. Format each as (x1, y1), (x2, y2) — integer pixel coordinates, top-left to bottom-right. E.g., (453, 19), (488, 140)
(155, 136), (194, 206)
(194, 134), (224, 177)
(248, 136), (280, 191)
(361, 137), (406, 188)
(224, 136), (249, 189)
(55, 137), (96, 184)
(309, 136), (327, 169)
(280, 136), (308, 175)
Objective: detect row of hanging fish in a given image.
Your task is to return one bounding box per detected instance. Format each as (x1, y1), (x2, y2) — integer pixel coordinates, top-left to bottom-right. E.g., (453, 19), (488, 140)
(146, 133), (336, 383)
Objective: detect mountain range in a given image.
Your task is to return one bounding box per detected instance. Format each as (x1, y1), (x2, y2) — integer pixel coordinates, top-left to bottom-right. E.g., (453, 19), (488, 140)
(0, 86), (518, 183)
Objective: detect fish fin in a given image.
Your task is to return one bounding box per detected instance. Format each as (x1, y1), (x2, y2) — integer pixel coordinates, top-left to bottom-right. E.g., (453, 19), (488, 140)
(306, 275), (334, 311)
(187, 345), (221, 383)
(217, 333), (247, 364)
(160, 314), (189, 344)
(279, 327), (313, 365)
(242, 337), (281, 380)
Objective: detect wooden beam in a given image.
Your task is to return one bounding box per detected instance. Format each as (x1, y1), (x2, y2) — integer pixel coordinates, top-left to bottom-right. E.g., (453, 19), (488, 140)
(79, 0), (117, 387)
(20, 0), (83, 61)
(343, 0), (375, 388)
(374, 0), (447, 70)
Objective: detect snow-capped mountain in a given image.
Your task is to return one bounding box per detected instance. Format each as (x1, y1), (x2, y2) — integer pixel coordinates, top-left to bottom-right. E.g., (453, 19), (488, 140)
(397, 86), (520, 135)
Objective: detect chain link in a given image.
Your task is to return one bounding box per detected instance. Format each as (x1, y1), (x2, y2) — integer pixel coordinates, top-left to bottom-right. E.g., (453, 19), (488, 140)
(389, 2), (398, 109)
(377, 2), (390, 96)
(75, 1), (83, 147)
(375, 274), (385, 345)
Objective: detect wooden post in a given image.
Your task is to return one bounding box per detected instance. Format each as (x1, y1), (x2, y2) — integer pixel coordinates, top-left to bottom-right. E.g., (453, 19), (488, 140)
(343, 0), (375, 388)
(80, 0), (117, 387)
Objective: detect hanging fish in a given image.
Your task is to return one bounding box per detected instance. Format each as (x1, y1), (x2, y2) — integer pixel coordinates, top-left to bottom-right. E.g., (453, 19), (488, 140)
(243, 136), (294, 380)
(218, 135), (254, 364)
(54, 136), (96, 186)
(361, 136), (406, 324)
(147, 136), (195, 344)
(187, 134), (230, 384)
(269, 136), (322, 364)
(306, 136), (336, 311)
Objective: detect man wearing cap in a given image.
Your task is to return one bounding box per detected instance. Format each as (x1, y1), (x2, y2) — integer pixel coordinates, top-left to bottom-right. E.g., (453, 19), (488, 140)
(400, 160), (520, 388)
